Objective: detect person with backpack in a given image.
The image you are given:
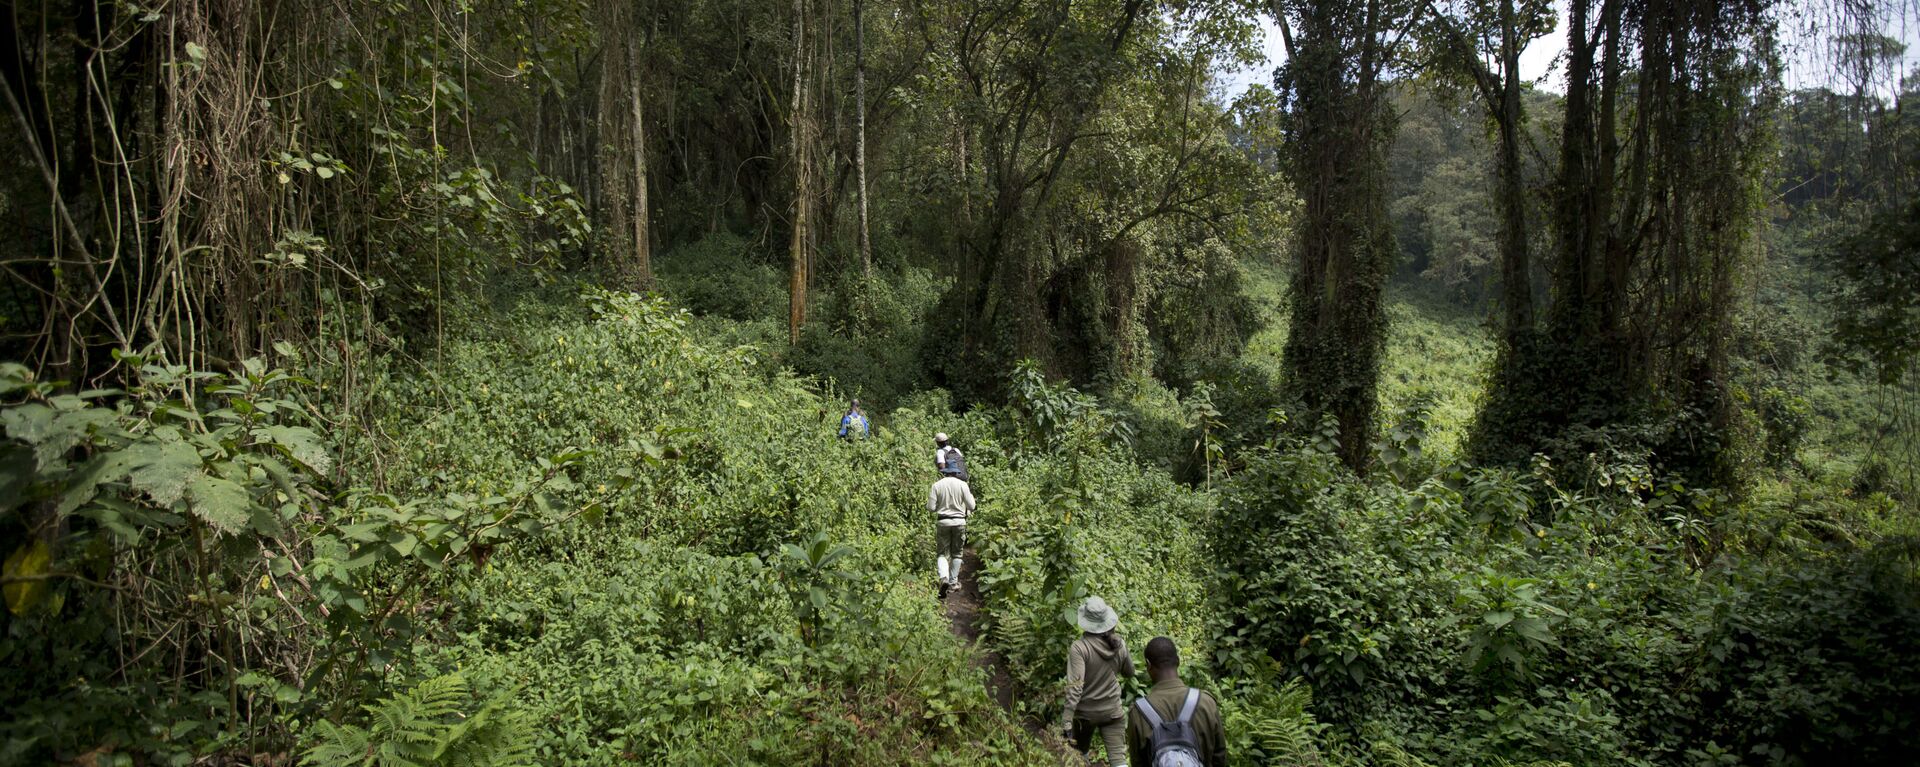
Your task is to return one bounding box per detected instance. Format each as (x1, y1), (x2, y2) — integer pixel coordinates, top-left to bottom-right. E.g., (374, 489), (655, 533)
(838, 399), (870, 440)
(933, 433), (966, 480)
(927, 464), (975, 599)
(1060, 596), (1135, 767)
(1127, 637), (1225, 767)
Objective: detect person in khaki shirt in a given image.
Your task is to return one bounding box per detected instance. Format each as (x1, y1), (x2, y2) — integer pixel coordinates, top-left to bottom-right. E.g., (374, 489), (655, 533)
(1127, 637), (1226, 767)
(1061, 597), (1134, 766)
(926, 465), (975, 598)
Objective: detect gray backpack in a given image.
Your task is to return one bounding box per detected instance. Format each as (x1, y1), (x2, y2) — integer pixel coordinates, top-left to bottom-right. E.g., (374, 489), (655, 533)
(1134, 689), (1204, 767)
(939, 447), (969, 481)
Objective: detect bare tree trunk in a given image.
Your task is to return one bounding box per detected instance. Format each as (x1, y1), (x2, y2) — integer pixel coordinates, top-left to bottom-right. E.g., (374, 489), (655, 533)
(854, 0), (872, 282)
(788, 0), (809, 344)
(629, 32), (652, 291)
(596, 0), (630, 283)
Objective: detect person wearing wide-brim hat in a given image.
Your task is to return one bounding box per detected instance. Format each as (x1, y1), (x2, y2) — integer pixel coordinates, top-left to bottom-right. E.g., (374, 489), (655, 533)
(1061, 596), (1135, 767)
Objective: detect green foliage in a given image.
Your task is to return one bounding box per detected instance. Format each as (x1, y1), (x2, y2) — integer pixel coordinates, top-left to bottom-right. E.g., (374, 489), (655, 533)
(1827, 188), (1920, 384)
(776, 532), (862, 649)
(795, 267), (949, 410)
(326, 289), (1059, 765)
(1006, 360), (1137, 452)
(1375, 393), (1437, 486)
(1211, 433), (1920, 766)
(302, 675), (535, 767)
(653, 232), (787, 323)
(1220, 677), (1328, 767)
(1, 354), (339, 760)
(1450, 569), (1563, 685)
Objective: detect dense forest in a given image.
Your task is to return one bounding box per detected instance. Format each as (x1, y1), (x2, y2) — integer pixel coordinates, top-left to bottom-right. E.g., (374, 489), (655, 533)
(3, 0), (1917, 764)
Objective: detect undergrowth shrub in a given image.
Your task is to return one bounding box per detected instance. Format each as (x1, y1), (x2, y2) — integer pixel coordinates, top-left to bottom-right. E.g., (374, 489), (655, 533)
(792, 267), (948, 410)
(1211, 432), (1920, 766)
(302, 675), (535, 767)
(345, 288), (1059, 765)
(653, 232), (785, 322)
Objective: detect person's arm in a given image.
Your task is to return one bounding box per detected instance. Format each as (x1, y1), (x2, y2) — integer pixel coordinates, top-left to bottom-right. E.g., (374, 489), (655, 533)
(839, 415), (850, 437)
(1116, 636), (1135, 679)
(963, 483), (976, 514)
(1061, 641), (1086, 732)
(928, 483), (939, 514)
(1206, 694), (1227, 766)
(1127, 707), (1150, 767)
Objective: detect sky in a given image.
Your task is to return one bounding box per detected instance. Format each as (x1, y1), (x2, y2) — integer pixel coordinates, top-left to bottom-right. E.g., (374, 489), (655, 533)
(1216, 1), (1920, 100)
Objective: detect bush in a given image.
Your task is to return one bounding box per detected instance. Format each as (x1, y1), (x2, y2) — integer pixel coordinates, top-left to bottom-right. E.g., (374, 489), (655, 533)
(653, 232), (786, 322)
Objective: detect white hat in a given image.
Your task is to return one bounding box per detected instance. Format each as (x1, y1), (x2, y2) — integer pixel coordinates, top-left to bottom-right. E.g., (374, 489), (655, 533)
(1075, 596), (1119, 634)
(935, 432), (949, 443)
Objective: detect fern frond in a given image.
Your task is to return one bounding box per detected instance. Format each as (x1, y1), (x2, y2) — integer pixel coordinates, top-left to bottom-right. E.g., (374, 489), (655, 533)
(303, 720), (376, 767)
(301, 674), (536, 767)
(1370, 738), (1438, 767)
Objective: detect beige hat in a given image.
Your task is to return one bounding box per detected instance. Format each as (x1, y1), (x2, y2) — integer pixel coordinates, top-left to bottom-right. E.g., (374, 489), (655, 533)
(1075, 596), (1119, 634)
(935, 432), (950, 443)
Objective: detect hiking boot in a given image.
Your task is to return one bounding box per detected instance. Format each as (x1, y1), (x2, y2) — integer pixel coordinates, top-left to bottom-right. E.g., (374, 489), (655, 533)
(938, 581), (950, 600)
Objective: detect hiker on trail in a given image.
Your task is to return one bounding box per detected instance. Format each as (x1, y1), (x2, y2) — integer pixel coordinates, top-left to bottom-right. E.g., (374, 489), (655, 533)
(838, 399), (870, 440)
(1061, 596), (1135, 767)
(1127, 637), (1225, 767)
(933, 432), (967, 480)
(927, 463), (975, 599)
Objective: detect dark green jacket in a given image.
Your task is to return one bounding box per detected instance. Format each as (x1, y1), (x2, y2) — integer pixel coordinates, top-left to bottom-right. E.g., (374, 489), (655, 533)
(1126, 678), (1226, 767)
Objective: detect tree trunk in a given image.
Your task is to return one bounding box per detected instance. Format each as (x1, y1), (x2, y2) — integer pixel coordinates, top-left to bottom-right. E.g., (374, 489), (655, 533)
(595, 0), (631, 283)
(1273, 0), (1398, 473)
(854, 0), (872, 282)
(629, 32), (652, 291)
(788, 0), (809, 345)
(1495, 0), (1531, 334)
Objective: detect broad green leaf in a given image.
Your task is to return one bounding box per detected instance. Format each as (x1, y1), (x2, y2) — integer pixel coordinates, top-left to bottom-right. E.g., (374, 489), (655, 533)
(56, 449), (141, 515)
(127, 441), (203, 506)
(4, 404), (114, 471)
(258, 425), (332, 474)
(186, 474), (250, 534)
(338, 522), (384, 543)
(1513, 617), (1557, 645)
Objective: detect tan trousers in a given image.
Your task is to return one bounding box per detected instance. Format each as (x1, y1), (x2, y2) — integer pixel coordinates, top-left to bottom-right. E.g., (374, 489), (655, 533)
(935, 524), (965, 585)
(1071, 714), (1128, 767)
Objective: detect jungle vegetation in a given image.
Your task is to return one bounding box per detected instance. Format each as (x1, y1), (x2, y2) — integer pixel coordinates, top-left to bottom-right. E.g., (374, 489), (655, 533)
(2, 0), (1917, 765)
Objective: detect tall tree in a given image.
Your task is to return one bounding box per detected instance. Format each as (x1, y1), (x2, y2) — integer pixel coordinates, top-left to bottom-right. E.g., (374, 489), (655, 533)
(597, 0), (653, 291)
(854, 0), (873, 283)
(789, 0), (812, 344)
(1421, 0), (1552, 334)
(1472, 0), (1780, 486)
(1271, 0), (1413, 472)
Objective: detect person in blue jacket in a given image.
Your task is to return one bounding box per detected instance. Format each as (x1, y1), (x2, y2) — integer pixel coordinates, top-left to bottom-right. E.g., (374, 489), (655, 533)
(839, 399), (870, 440)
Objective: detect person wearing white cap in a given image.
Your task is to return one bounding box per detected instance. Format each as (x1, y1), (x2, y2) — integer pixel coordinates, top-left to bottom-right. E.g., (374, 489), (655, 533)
(1062, 596), (1135, 767)
(927, 462), (975, 598)
(933, 432), (965, 478)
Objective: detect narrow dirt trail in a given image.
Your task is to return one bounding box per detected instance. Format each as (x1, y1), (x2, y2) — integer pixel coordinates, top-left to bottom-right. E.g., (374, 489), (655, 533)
(943, 548), (1083, 764)
(942, 547), (1018, 711)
